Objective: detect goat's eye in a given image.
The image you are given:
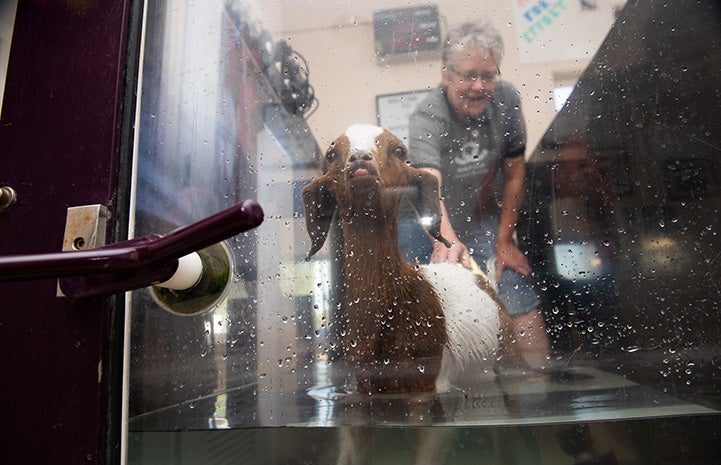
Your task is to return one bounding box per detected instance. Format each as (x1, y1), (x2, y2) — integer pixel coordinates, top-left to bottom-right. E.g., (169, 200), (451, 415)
(326, 148), (337, 162)
(393, 146), (406, 158)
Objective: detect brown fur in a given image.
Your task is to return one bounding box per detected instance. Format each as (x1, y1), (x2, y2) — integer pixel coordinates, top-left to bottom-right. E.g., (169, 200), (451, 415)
(303, 128), (450, 394)
(340, 237), (446, 394)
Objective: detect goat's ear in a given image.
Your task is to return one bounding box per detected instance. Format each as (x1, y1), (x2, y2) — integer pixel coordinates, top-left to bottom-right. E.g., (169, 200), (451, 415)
(406, 167), (452, 248)
(302, 175), (337, 259)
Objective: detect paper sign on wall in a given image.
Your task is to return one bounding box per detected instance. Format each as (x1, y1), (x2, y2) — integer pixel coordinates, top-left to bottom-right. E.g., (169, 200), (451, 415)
(513, 0), (620, 64)
(376, 90), (431, 143)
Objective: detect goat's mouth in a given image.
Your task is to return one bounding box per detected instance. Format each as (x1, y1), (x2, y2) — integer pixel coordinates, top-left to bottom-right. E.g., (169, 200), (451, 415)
(347, 163), (378, 181)
(352, 167), (371, 177)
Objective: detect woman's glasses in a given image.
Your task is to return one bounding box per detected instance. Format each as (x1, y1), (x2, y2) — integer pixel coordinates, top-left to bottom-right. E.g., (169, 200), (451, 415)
(447, 67), (500, 83)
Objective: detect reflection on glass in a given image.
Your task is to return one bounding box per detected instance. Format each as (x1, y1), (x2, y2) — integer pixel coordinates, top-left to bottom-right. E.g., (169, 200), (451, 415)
(126, 0), (721, 463)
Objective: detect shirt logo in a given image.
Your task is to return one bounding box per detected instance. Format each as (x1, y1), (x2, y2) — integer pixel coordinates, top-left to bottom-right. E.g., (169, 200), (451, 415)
(454, 142), (491, 176)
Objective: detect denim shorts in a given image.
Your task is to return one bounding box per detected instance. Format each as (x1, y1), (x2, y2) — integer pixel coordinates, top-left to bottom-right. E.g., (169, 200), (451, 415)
(398, 215), (541, 316)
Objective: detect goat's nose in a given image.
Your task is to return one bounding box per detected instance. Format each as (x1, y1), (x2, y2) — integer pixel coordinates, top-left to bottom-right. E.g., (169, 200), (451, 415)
(349, 150), (373, 162)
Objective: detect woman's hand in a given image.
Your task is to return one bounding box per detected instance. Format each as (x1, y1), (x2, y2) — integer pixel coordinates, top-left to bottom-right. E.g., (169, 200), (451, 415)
(432, 237), (472, 270)
(494, 240), (531, 281)
(419, 167), (472, 270)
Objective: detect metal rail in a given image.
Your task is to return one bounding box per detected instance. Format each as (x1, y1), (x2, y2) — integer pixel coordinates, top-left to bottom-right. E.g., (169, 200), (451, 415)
(0, 200), (263, 296)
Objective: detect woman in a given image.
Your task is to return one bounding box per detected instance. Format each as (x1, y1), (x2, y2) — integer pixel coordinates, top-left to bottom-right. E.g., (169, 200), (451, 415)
(402, 20), (551, 369)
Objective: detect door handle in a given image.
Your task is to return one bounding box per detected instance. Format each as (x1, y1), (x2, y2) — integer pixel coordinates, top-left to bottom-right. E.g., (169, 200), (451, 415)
(0, 200), (264, 299)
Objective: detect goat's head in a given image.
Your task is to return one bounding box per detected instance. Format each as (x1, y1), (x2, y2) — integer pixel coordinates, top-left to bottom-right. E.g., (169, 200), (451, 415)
(302, 124), (450, 258)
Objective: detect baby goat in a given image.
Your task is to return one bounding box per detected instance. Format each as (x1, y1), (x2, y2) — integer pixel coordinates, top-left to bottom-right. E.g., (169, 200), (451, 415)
(302, 124), (521, 395)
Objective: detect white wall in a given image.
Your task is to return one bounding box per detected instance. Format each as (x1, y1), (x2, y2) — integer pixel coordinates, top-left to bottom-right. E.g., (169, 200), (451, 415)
(260, 0), (623, 154)
(0, 1), (622, 151)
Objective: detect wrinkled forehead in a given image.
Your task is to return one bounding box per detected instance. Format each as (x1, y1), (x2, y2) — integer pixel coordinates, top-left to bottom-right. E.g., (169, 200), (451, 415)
(344, 124), (384, 154)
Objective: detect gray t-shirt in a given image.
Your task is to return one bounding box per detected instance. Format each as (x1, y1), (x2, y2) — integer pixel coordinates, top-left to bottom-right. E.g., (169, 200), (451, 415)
(408, 81), (526, 236)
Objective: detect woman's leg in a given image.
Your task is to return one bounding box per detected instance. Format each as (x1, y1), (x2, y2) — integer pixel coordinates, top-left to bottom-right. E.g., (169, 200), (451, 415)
(511, 308), (551, 369)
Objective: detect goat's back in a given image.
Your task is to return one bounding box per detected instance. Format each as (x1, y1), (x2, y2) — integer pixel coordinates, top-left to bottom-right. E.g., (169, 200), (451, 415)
(420, 262), (501, 391)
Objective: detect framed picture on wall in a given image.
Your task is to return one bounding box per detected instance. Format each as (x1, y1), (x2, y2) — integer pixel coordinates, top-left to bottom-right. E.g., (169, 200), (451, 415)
(376, 89), (430, 143)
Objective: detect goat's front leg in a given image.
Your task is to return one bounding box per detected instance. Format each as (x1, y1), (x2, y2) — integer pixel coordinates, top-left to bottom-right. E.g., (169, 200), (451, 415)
(406, 396), (451, 465)
(337, 426), (373, 465)
(414, 427), (453, 465)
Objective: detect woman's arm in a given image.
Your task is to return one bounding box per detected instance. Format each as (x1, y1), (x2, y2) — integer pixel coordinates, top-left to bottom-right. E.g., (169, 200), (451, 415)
(422, 167), (472, 270)
(495, 156), (531, 279)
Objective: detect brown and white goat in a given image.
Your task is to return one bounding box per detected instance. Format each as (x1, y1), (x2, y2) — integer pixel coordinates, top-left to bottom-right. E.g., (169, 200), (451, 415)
(302, 124), (521, 395)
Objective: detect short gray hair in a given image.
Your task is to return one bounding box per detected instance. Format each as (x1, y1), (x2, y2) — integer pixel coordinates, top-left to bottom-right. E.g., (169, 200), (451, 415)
(442, 20), (504, 69)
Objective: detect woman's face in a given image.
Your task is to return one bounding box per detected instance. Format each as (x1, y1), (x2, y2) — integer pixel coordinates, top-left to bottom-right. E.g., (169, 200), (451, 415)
(442, 47), (499, 121)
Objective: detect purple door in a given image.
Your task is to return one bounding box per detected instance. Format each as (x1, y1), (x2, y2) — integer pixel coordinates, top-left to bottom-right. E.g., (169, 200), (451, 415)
(0, 2), (137, 463)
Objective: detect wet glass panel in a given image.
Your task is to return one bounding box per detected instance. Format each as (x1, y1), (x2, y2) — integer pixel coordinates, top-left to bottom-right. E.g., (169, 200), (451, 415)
(126, 0), (721, 463)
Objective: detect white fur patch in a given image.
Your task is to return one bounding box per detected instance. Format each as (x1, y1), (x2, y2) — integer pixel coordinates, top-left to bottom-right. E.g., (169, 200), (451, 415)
(345, 124), (383, 155)
(420, 262), (501, 391)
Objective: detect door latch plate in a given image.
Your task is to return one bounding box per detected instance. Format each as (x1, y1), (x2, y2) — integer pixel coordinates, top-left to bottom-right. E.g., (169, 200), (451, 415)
(57, 204), (109, 297)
